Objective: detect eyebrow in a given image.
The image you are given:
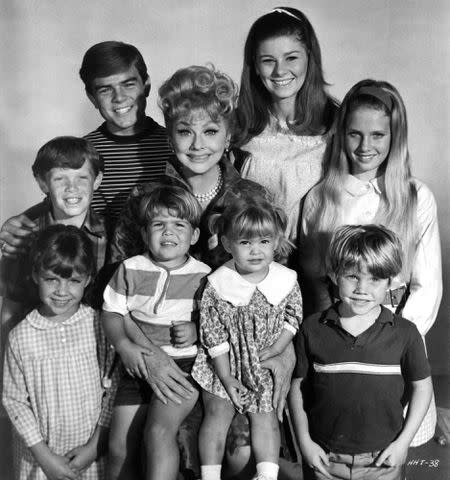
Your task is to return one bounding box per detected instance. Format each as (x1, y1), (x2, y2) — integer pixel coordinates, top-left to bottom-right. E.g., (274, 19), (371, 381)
(93, 76), (138, 91)
(259, 50), (302, 57)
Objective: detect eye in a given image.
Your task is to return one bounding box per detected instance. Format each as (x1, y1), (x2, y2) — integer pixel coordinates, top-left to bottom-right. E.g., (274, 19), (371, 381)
(97, 87), (112, 95)
(346, 131), (360, 138)
(239, 240), (250, 246)
(151, 221), (163, 228)
(261, 239), (271, 245)
(124, 81), (137, 88)
(175, 128), (191, 136)
(371, 276), (382, 283)
(286, 55), (298, 62)
(175, 222), (187, 228)
(372, 133), (386, 139)
(260, 58), (275, 64)
(204, 128), (219, 136)
(70, 278), (82, 284)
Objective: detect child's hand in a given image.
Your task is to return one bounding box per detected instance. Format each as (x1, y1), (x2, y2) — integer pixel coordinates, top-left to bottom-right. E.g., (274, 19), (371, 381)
(116, 338), (150, 379)
(171, 321), (197, 348)
(300, 438), (332, 479)
(65, 441), (97, 475)
(38, 450), (77, 480)
(375, 439), (409, 467)
(222, 375), (248, 411)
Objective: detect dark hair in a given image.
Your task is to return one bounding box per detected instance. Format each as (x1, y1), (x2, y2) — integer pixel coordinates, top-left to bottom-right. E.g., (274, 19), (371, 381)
(79, 41), (149, 93)
(236, 7), (337, 144)
(158, 64), (238, 132)
(328, 224), (403, 279)
(139, 183), (202, 229)
(31, 224), (96, 280)
(32, 136), (103, 178)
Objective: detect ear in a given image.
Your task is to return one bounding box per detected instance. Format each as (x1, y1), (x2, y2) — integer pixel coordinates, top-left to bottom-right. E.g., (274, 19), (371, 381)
(87, 90), (99, 109)
(190, 227), (200, 246)
(35, 175), (49, 195)
(32, 270), (39, 285)
(83, 275), (92, 287)
(140, 226), (148, 246)
(144, 77), (151, 97)
(93, 172), (103, 191)
(328, 272), (337, 285)
(221, 235), (232, 253)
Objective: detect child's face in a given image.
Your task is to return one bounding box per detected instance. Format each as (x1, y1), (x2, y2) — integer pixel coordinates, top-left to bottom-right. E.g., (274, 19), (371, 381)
(142, 208), (200, 268)
(171, 110), (230, 177)
(36, 161), (102, 225)
(336, 266), (390, 318)
(222, 235), (277, 280)
(255, 34), (308, 108)
(345, 106), (391, 181)
(34, 269), (90, 322)
(87, 65), (149, 136)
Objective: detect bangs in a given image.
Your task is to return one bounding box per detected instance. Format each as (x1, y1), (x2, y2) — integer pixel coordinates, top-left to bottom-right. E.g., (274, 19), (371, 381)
(227, 209), (277, 240)
(40, 251), (90, 279)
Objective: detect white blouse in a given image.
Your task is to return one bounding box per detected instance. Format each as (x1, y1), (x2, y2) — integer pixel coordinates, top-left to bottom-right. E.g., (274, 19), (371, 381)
(300, 175), (442, 336)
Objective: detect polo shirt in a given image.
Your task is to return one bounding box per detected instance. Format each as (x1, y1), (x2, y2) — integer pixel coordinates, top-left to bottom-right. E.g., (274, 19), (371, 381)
(294, 304), (430, 454)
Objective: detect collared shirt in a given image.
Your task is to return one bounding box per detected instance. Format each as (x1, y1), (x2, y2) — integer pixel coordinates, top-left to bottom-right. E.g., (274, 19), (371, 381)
(0, 200), (108, 308)
(299, 175), (442, 335)
(294, 305), (430, 454)
(3, 304), (113, 451)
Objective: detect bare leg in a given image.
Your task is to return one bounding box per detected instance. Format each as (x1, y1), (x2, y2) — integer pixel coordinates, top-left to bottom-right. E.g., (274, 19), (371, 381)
(108, 404), (148, 480)
(199, 390), (236, 465)
(144, 388), (199, 480)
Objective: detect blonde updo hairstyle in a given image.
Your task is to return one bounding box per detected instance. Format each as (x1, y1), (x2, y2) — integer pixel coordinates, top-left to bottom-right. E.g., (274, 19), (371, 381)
(158, 65), (238, 133)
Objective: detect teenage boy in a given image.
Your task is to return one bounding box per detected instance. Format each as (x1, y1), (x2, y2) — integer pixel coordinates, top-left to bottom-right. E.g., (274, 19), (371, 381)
(288, 225), (433, 480)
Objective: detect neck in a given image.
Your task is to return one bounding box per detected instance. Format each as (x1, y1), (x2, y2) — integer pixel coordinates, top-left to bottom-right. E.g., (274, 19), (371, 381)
(52, 211), (87, 229)
(271, 98), (297, 123)
(337, 304), (381, 336)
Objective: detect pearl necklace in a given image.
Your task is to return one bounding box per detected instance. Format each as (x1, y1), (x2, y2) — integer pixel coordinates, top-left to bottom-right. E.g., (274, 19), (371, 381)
(193, 168), (223, 203)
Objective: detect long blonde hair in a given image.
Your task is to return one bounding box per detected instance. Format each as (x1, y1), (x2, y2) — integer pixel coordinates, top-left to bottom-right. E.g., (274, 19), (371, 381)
(310, 79), (418, 276)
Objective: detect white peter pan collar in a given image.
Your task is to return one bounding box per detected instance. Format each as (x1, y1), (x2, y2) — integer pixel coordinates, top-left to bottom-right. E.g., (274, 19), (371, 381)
(208, 260), (297, 306)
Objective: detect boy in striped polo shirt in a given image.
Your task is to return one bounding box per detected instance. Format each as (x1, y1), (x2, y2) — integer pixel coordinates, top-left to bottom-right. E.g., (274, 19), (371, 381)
(288, 225), (432, 480)
(101, 183), (210, 480)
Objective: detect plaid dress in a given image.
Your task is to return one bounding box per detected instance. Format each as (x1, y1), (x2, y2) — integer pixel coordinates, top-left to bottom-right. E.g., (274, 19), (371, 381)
(2, 304), (113, 480)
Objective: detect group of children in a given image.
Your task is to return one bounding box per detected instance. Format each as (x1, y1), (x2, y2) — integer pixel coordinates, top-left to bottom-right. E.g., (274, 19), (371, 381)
(0, 6), (442, 480)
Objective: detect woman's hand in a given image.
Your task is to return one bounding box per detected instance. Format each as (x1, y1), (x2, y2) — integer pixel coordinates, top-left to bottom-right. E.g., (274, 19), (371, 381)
(260, 342), (295, 421)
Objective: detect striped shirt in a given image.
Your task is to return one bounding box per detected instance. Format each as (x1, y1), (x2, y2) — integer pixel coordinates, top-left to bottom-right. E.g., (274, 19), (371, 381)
(294, 305), (430, 454)
(103, 254), (211, 358)
(85, 117), (171, 225)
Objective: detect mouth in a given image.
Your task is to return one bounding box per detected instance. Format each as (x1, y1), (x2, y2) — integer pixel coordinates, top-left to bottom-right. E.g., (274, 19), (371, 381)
(161, 241), (177, 246)
(51, 299), (71, 307)
(114, 106), (133, 115)
(355, 154), (376, 161)
(187, 154), (211, 162)
(271, 78), (295, 87)
(248, 259), (263, 264)
(350, 297), (371, 304)
(64, 197), (82, 206)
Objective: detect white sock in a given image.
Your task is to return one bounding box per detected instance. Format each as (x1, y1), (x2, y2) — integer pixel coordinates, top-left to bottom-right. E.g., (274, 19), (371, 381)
(256, 461), (279, 479)
(200, 464), (222, 480)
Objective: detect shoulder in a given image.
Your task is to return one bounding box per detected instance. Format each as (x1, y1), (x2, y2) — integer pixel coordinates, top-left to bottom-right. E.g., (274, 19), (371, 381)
(302, 182), (323, 213)
(8, 309), (39, 344)
(84, 125), (103, 140)
(412, 178), (437, 212)
(269, 262), (297, 283)
(23, 200), (50, 222)
(184, 257), (212, 275)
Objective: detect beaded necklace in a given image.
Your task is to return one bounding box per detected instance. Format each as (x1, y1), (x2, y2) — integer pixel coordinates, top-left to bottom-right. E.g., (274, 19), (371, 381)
(193, 167), (223, 203)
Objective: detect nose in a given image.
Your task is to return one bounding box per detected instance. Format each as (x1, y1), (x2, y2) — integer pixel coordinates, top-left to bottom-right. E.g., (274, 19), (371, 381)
(358, 135), (371, 152)
(250, 243), (261, 255)
(190, 133), (204, 151)
(354, 278), (369, 293)
(64, 178), (79, 191)
(55, 280), (69, 296)
(273, 60), (287, 76)
(112, 86), (126, 103)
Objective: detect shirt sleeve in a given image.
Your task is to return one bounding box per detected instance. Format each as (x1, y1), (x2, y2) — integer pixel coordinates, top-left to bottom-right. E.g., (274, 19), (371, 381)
(283, 282), (303, 334)
(401, 322), (431, 381)
(401, 184), (443, 336)
(293, 324), (309, 379)
(199, 283), (230, 358)
(2, 332), (43, 447)
(102, 262), (130, 316)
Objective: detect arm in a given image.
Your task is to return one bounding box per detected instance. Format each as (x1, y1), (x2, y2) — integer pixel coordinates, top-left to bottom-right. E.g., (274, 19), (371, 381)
(375, 377), (433, 466)
(288, 378), (331, 478)
(65, 424), (108, 475)
(259, 329), (294, 362)
(212, 353), (248, 411)
(401, 185), (442, 335)
(30, 442), (77, 480)
(0, 213), (38, 257)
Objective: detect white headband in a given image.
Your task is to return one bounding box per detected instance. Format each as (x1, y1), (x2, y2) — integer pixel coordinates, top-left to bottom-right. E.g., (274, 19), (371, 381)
(270, 8), (301, 22)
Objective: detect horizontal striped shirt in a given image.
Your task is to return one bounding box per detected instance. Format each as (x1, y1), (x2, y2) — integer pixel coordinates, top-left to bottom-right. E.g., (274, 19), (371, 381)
(103, 254), (210, 358)
(294, 305), (430, 454)
(85, 117), (171, 226)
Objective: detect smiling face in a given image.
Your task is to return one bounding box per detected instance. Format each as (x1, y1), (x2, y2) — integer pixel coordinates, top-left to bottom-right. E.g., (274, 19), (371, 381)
(35, 269), (90, 322)
(170, 110), (230, 177)
(142, 208), (200, 268)
(37, 161), (102, 227)
(336, 265), (390, 318)
(255, 34), (308, 111)
(222, 235), (277, 283)
(345, 106), (391, 181)
(87, 65), (149, 136)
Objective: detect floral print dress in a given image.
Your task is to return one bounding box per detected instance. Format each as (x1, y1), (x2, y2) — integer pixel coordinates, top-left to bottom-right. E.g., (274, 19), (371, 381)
(192, 261), (303, 413)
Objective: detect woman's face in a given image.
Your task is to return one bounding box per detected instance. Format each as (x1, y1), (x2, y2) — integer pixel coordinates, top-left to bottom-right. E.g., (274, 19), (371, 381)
(345, 106), (391, 181)
(171, 110), (231, 176)
(255, 34), (308, 107)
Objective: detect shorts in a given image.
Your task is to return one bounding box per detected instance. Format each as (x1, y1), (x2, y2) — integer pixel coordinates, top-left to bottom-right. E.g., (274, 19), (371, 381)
(114, 356), (196, 406)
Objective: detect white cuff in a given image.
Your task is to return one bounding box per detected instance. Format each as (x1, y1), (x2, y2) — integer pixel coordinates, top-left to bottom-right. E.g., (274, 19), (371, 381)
(208, 342), (230, 358)
(283, 321), (297, 335)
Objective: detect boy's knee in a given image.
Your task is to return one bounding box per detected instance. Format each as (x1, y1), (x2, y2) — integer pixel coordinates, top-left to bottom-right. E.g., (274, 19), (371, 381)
(145, 419), (178, 444)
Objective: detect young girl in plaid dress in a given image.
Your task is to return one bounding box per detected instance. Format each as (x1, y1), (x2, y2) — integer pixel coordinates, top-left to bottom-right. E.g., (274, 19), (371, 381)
(192, 197), (303, 480)
(3, 225), (112, 480)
